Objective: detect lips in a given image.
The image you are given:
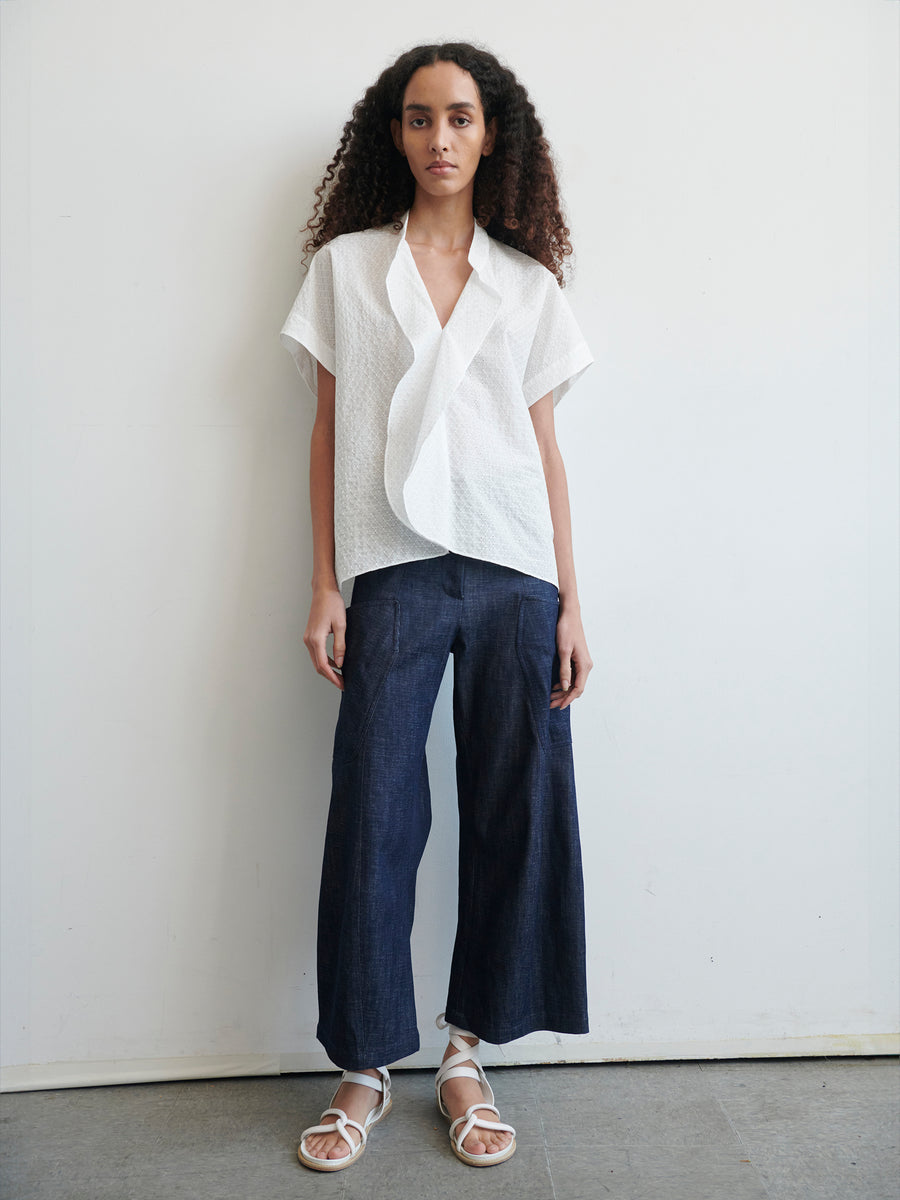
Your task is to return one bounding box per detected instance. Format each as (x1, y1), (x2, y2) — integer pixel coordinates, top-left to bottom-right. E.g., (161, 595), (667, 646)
(427, 162), (456, 173)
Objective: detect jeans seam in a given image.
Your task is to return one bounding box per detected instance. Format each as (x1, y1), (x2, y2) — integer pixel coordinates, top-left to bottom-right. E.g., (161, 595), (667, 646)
(514, 594), (554, 754)
(451, 759), (479, 1020)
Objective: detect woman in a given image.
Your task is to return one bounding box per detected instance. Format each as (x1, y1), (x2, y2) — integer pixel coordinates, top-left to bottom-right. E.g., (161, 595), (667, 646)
(280, 41), (593, 1171)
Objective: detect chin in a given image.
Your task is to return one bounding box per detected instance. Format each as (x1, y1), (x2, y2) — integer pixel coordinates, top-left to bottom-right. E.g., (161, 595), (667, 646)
(414, 175), (473, 198)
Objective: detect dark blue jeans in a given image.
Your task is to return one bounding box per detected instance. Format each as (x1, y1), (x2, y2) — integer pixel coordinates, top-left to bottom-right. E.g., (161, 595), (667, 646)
(316, 552), (589, 1069)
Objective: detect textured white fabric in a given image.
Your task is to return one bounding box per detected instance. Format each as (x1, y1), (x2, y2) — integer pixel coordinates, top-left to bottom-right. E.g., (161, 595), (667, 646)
(280, 210), (592, 598)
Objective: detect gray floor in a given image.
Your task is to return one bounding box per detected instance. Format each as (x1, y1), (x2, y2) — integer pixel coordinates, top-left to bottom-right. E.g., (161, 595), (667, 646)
(1, 1057), (898, 1200)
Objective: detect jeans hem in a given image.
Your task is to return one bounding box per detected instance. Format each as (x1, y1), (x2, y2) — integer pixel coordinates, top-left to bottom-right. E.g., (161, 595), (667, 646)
(317, 1025), (422, 1071)
(441, 1008), (590, 1047)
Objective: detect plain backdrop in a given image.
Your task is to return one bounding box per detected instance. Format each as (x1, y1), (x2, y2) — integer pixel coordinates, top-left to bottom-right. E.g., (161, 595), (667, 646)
(1, 0), (898, 1089)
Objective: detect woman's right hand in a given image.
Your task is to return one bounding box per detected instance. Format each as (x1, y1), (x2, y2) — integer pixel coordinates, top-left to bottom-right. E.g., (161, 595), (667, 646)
(303, 585), (347, 691)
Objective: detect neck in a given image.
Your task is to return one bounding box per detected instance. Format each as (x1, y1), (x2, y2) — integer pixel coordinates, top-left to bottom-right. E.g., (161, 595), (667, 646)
(406, 190), (476, 251)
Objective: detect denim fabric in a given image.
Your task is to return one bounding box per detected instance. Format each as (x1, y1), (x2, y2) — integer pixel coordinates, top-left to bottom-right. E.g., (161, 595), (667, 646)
(315, 552), (589, 1070)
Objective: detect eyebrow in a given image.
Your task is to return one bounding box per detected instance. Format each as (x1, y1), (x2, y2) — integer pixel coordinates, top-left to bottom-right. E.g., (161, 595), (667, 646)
(404, 101), (477, 112)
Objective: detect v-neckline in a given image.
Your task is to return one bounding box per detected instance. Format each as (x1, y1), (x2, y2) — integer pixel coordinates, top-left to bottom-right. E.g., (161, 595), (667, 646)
(402, 220), (477, 333)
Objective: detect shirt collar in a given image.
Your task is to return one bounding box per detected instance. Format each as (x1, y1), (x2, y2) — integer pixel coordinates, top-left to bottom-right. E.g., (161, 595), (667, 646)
(397, 209), (492, 277)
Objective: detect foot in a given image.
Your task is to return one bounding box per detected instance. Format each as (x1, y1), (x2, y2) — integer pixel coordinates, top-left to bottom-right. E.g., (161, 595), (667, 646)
(439, 1035), (513, 1158)
(303, 1069), (382, 1163)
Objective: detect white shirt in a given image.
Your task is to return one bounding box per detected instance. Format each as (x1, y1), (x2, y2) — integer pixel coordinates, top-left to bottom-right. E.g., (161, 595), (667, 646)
(280, 210), (592, 601)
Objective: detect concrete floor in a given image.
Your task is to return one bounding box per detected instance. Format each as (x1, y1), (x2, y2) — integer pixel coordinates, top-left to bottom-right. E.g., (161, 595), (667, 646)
(1, 1057), (897, 1200)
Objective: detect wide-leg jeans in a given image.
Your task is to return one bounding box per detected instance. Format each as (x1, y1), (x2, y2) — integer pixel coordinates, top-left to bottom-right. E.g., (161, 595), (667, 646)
(316, 551), (589, 1069)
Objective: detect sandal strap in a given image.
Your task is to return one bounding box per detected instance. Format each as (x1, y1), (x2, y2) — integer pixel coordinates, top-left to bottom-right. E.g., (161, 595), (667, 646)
(434, 1012), (494, 1115)
(300, 1107), (367, 1159)
(327, 1066), (391, 1122)
(341, 1069), (386, 1093)
(450, 1101), (500, 1127)
(437, 1064), (482, 1085)
(449, 1103), (517, 1158)
(435, 1014), (483, 1068)
(450, 1104), (516, 1136)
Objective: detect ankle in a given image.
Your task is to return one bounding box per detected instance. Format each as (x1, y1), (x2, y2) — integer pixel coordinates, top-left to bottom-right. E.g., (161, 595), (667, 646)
(444, 1034), (478, 1058)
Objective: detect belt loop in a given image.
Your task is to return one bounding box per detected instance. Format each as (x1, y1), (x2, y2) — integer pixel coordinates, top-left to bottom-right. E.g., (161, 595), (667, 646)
(441, 551), (464, 600)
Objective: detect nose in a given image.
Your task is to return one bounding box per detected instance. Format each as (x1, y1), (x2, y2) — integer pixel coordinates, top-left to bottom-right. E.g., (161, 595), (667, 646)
(428, 120), (451, 153)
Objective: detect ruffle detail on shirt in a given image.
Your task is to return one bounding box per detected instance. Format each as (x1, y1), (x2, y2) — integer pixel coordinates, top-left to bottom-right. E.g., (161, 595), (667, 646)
(383, 213), (502, 548)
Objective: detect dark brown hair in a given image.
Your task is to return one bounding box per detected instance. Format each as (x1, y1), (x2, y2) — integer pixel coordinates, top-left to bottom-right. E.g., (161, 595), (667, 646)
(303, 42), (573, 285)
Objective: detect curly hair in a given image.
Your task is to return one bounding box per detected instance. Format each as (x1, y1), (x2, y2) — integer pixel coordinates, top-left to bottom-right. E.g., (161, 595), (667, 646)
(302, 42), (573, 285)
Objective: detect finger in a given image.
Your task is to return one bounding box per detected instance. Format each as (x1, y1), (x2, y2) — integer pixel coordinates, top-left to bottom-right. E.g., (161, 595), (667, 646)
(308, 631), (328, 675)
(550, 668), (572, 707)
(332, 627), (346, 671)
(551, 682), (576, 710)
(302, 633), (319, 675)
(316, 657), (344, 691)
(557, 646), (575, 693)
(305, 630), (344, 691)
(325, 654), (345, 691)
(559, 657), (592, 708)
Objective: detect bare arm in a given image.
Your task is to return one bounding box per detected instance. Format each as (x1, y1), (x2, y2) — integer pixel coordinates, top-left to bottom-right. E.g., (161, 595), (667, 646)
(529, 391), (593, 708)
(302, 361), (346, 690)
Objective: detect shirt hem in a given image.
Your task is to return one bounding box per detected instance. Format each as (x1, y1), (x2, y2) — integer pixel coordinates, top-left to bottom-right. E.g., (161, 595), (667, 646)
(339, 546), (558, 598)
(524, 343), (594, 407)
(279, 320), (336, 394)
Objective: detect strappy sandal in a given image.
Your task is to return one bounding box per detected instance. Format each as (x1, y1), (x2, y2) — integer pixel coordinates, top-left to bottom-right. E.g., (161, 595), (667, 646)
(297, 1067), (391, 1172)
(434, 1014), (517, 1167)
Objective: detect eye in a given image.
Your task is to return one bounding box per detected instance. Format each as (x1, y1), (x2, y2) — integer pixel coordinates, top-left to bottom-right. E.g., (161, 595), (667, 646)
(409, 117), (427, 128)
(452, 116), (472, 127)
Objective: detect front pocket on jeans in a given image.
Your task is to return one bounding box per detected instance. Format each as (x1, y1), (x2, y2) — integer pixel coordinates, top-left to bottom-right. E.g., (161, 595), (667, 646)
(515, 596), (568, 750)
(515, 595), (573, 748)
(332, 599), (400, 764)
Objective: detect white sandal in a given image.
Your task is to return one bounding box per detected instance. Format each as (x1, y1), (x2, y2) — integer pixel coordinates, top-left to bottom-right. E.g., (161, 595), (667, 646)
(434, 1014), (517, 1167)
(297, 1067), (391, 1172)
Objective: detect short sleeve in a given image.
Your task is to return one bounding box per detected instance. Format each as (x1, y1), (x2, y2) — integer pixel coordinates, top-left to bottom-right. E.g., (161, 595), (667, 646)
(522, 274), (593, 407)
(279, 244), (336, 397)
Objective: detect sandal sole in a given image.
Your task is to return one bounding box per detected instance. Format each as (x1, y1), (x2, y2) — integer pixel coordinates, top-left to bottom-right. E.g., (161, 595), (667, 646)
(450, 1136), (517, 1167)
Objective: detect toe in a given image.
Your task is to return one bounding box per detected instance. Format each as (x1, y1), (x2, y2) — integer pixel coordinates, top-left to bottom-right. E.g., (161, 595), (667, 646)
(464, 1119), (512, 1157)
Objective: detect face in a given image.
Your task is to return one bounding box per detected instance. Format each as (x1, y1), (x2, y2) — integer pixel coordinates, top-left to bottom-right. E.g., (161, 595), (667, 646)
(391, 60), (496, 200)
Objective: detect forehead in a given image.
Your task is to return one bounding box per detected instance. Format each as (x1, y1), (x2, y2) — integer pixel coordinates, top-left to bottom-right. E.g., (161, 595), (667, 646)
(403, 60), (482, 110)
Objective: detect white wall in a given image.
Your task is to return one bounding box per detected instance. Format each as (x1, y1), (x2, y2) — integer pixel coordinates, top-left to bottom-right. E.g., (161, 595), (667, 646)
(1, 0), (897, 1090)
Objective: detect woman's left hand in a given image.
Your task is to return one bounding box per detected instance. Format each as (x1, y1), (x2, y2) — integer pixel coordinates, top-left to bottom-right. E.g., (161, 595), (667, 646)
(551, 605), (593, 709)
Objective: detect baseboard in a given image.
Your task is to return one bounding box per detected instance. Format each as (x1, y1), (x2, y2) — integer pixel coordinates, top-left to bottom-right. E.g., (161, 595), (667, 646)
(3, 1032), (897, 1093)
(0, 1054), (280, 1093)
